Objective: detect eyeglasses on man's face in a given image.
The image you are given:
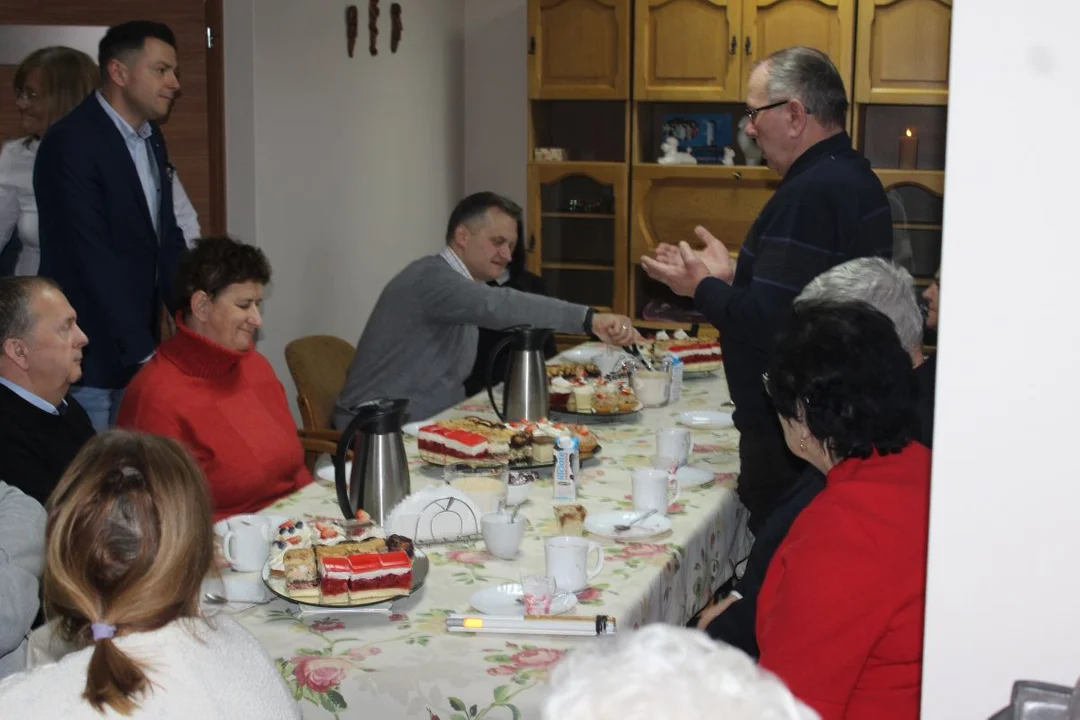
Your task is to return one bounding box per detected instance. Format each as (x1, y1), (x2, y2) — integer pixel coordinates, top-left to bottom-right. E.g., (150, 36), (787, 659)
(14, 87), (39, 102)
(744, 99), (791, 123)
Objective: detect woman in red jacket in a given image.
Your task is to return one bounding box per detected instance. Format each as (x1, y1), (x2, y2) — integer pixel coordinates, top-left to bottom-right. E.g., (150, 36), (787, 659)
(758, 299), (931, 720)
(117, 237), (311, 521)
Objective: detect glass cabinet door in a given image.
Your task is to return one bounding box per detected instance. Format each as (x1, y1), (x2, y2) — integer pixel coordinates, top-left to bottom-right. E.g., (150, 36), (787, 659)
(527, 163), (628, 313)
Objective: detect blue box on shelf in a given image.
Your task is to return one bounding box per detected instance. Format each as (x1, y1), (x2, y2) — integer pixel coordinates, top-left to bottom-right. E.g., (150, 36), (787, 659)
(661, 113), (734, 164)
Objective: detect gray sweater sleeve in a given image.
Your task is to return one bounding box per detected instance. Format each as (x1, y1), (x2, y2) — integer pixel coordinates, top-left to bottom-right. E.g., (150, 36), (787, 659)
(421, 261), (588, 334)
(0, 482), (45, 666)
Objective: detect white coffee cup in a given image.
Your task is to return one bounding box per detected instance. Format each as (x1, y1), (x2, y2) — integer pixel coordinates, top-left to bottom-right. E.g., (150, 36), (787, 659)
(656, 427), (694, 466)
(544, 536), (604, 592)
(222, 523), (270, 573)
(632, 468), (681, 515)
(481, 512), (527, 560)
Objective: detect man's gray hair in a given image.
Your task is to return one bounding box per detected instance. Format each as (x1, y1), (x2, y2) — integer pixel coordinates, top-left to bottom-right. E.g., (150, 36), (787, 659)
(797, 257), (923, 352)
(0, 277), (59, 347)
(763, 46), (848, 129)
(542, 624), (819, 720)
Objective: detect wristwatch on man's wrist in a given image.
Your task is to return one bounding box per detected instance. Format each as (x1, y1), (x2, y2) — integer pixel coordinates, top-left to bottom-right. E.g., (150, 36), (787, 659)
(582, 307), (596, 337)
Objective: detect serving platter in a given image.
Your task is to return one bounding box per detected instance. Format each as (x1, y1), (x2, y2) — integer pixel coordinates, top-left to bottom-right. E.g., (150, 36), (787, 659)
(419, 445), (602, 470)
(262, 549), (429, 608)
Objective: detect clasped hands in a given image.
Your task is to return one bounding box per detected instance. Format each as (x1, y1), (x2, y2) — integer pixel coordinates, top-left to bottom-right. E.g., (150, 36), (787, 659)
(640, 225), (736, 297)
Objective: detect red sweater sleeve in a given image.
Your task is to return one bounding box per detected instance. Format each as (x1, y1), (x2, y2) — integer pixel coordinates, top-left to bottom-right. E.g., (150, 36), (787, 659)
(757, 511), (893, 720)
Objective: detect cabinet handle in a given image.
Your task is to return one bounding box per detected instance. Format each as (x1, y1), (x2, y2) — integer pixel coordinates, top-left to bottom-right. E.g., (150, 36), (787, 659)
(730, 35), (737, 55)
(733, 171), (743, 180)
(528, 234), (536, 252)
(745, 36), (752, 56)
(528, 36), (536, 55)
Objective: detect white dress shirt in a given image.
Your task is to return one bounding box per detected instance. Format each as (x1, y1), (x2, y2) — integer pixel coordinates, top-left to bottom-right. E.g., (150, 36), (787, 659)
(0, 138), (41, 276)
(94, 91), (160, 235)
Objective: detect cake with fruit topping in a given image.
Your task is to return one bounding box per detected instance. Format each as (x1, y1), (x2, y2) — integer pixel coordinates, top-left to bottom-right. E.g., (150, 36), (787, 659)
(417, 416), (598, 466)
(347, 550), (413, 603)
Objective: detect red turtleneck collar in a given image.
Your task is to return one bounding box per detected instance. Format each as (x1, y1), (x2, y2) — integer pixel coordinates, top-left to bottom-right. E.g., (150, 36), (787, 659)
(160, 315), (251, 379)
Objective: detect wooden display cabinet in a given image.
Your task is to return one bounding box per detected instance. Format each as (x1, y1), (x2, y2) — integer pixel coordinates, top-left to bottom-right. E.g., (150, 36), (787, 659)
(634, 0), (856, 102)
(528, 0), (631, 99)
(854, 0), (952, 105)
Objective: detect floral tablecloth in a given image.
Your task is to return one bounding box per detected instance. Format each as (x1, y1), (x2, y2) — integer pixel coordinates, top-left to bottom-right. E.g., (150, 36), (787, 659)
(231, 356), (750, 719)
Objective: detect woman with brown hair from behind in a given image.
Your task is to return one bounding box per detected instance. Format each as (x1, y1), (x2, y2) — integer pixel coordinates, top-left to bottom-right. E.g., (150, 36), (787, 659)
(0, 430), (301, 718)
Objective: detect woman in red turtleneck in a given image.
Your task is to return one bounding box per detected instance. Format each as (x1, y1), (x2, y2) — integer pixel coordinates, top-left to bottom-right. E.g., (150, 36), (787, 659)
(117, 237), (311, 521)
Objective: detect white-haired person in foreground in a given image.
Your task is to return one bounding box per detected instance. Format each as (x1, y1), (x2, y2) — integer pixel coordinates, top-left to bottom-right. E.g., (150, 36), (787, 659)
(542, 624), (818, 720)
(698, 257), (935, 659)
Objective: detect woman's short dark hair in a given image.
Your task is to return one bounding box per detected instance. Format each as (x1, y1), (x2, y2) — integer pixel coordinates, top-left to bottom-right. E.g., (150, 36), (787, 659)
(766, 299), (917, 461)
(175, 236), (271, 317)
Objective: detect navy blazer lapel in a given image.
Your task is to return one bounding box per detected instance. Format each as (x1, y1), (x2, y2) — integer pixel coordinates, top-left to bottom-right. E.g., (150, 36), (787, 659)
(84, 97), (157, 238)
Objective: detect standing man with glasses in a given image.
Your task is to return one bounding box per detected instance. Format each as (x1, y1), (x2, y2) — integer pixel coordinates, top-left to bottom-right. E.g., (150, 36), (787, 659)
(34, 21), (188, 430)
(642, 46), (893, 534)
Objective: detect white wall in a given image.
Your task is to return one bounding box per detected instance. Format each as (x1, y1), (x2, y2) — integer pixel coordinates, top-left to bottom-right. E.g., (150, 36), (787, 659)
(462, 0), (527, 208)
(224, 0), (465, 414)
(922, 1), (1080, 716)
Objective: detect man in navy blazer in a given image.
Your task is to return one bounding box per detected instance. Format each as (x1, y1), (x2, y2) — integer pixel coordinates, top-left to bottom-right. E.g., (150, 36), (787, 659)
(34, 21), (187, 430)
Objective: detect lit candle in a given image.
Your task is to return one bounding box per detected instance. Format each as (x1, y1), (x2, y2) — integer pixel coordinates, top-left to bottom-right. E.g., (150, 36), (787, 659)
(898, 128), (919, 170)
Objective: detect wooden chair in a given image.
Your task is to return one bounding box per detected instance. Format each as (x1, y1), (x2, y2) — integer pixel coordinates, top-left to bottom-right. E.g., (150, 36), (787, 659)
(284, 335), (356, 467)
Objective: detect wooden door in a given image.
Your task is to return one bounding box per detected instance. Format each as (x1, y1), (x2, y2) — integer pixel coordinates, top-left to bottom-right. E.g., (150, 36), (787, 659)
(527, 161), (628, 313)
(634, 0), (743, 101)
(854, 0), (951, 105)
(0, 0), (226, 233)
(741, 0), (856, 98)
(528, 0), (630, 99)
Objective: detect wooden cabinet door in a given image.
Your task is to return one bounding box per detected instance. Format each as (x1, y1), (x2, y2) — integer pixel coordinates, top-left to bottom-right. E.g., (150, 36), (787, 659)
(855, 0), (951, 105)
(741, 0), (856, 98)
(634, 0), (743, 101)
(528, 0), (630, 99)
(527, 162), (628, 312)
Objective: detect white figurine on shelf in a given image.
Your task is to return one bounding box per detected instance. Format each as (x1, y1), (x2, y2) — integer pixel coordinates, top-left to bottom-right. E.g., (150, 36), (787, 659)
(721, 146), (736, 166)
(658, 136), (697, 165)
(737, 116), (764, 166)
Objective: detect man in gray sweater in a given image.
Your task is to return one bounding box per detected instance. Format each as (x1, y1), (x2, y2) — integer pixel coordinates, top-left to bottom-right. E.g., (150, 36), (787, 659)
(0, 481), (46, 678)
(334, 192), (638, 427)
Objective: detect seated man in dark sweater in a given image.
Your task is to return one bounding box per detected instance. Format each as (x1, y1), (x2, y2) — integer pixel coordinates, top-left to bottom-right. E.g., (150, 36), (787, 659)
(642, 46), (893, 533)
(696, 258), (935, 656)
(0, 277), (95, 505)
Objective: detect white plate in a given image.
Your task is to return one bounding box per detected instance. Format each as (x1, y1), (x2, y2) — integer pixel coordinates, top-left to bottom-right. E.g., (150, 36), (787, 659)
(316, 461), (351, 483)
(584, 510), (673, 540)
(556, 347), (601, 364)
(470, 583), (577, 617)
(677, 410), (734, 429)
(676, 465), (717, 488)
(213, 514), (289, 537)
(403, 421), (425, 438)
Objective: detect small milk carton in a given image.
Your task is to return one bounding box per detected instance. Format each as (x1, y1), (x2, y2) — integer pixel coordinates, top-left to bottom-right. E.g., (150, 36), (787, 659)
(553, 435), (579, 502)
(669, 356), (684, 403)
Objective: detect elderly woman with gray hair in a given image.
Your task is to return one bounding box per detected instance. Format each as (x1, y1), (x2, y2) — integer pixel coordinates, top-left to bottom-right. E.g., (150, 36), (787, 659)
(543, 624), (818, 720)
(699, 258), (935, 662)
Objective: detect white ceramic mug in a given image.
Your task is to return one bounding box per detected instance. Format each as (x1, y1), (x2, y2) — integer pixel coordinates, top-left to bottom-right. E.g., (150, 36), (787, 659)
(544, 536), (604, 592)
(656, 427), (694, 466)
(222, 523), (270, 573)
(481, 512), (527, 560)
(632, 468), (681, 515)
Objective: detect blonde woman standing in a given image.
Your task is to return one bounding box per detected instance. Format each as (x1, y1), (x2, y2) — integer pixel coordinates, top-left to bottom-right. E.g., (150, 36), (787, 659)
(0, 47), (98, 276)
(0, 430), (300, 718)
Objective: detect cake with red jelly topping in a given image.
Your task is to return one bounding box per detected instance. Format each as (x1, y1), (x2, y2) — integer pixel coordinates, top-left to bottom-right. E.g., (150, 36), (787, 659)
(651, 330), (722, 372)
(317, 555), (353, 605)
(347, 550), (413, 603)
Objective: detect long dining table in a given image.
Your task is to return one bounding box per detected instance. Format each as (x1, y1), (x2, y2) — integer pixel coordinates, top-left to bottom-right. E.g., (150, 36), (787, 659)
(226, 348), (750, 719)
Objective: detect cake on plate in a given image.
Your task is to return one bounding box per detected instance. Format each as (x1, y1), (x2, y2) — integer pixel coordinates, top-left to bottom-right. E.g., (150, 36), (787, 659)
(649, 330), (722, 372)
(417, 416), (598, 466)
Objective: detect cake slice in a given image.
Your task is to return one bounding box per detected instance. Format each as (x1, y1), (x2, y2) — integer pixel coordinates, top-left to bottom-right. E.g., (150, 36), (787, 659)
(283, 548), (320, 601)
(418, 424), (491, 464)
(347, 550), (413, 603)
(317, 555), (352, 605)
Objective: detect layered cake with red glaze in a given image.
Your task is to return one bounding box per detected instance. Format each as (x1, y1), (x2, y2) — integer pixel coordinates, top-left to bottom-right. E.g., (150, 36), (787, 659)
(652, 330), (723, 372)
(417, 424), (508, 464)
(347, 550), (413, 603)
(316, 554), (353, 605)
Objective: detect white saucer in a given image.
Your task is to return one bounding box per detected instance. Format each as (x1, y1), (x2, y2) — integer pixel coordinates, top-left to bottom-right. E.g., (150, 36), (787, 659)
(556, 347), (601, 364)
(584, 510), (673, 540)
(470, 583), (577, 616)
(316, 461), (351, 484)
(676, 465), (717, 487)
(213, 514), (289, 537)
(677, 410), (734, 429)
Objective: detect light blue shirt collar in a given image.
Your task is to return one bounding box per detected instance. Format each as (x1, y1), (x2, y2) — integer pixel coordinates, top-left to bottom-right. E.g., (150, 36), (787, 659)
(95, 90), (152, 140)
(0, 377), (60, 415)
